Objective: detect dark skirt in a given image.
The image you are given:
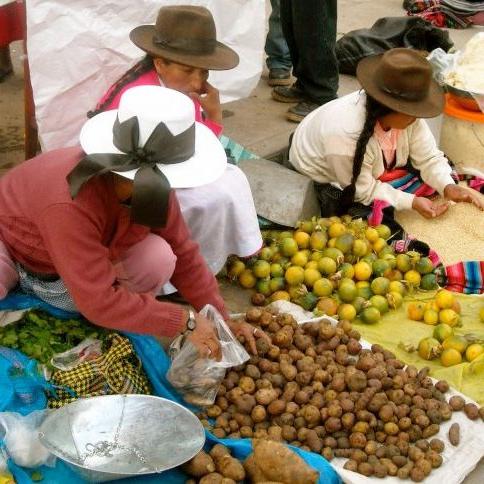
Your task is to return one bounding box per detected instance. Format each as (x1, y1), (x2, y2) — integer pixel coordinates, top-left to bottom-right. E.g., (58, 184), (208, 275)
(313, 182), (405, 239)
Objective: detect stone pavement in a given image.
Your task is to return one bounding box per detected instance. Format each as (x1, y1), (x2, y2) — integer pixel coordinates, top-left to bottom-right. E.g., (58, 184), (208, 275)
(0, 0), (482, 480)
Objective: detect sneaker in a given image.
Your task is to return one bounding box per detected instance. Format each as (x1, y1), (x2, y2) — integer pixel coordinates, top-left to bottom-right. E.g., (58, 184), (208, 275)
(271, 85), (305, 103)
(286, 100), (321, 123)
(268, 68), (291, 87)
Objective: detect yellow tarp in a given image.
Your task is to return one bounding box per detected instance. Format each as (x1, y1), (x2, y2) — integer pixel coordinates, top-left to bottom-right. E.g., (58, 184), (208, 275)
(353, 291), (484, 405)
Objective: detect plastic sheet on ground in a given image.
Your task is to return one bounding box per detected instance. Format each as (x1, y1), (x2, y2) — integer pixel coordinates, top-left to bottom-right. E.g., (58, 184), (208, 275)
(352, 291), (484, 405)
(335, 338), (484, 484)
(336, 394), (484, 484)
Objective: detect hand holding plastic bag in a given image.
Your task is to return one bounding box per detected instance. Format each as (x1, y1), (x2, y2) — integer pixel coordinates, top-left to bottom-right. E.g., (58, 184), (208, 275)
(167, 305), (250, 406)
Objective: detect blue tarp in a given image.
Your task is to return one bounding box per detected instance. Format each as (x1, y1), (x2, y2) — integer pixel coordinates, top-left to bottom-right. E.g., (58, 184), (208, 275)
(0, 292), (341, 484)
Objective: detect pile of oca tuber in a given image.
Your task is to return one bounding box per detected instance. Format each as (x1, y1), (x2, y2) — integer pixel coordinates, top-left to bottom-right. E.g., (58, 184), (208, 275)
(197, 307), (484, 481)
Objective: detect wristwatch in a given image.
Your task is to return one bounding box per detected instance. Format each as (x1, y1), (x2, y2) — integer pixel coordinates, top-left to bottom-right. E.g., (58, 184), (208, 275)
(185, 309), (197, 331)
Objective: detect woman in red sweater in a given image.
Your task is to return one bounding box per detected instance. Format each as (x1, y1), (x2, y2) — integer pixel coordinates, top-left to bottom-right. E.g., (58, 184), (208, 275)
(90, 5), (263, 281)
(0, 86), (267, 358)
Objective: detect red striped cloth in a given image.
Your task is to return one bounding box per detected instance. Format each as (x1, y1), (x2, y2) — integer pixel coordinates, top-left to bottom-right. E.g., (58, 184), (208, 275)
(393, 239), (483, 294)
(444, 261), (484, 294)
(368, 169), (436, 226)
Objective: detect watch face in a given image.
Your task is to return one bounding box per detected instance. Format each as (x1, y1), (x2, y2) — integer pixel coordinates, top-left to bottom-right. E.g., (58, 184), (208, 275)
(187, 318), (196, 331)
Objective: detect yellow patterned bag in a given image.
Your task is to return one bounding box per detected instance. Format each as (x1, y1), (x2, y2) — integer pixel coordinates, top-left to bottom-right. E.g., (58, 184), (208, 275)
(48, 334), (151, 408)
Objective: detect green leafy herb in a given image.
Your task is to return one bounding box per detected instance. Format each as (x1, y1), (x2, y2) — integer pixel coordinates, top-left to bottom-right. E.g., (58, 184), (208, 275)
(0, 310), (110, 368)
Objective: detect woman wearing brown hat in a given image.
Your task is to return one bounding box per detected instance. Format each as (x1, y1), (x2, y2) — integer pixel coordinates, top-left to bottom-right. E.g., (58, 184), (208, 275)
(89, 5), (262, 283)
(288, 48), (483, 233)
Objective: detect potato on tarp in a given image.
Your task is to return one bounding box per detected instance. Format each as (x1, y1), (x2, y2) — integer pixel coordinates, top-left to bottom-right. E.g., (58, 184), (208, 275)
(245, 439), (318, 484)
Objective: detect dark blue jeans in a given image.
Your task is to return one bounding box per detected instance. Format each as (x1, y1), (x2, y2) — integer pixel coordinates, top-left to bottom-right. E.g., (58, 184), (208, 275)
(265, 0), (292, 70)
(280, 0), (338, 104)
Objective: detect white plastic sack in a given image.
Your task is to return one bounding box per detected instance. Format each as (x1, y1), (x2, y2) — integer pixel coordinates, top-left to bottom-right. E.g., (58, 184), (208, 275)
(167, 304), (249, 406)
(0, 410), (54, 468)
(26, 0), (266, 151)
(428, 33), (484, 112)
(427, 48), (457, 85)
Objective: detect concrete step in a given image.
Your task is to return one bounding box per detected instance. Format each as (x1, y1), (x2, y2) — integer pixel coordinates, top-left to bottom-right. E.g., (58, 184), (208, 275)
(221, 71), (360, 160)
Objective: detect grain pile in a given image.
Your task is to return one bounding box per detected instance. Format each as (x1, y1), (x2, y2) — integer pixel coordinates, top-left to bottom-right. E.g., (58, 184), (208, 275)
(396, 198), (484, 265)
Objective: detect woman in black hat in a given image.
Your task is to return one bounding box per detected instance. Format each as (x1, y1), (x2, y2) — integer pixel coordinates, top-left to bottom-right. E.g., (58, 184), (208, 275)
(287, 48), (483, 234)
(88, 5), (262, 286)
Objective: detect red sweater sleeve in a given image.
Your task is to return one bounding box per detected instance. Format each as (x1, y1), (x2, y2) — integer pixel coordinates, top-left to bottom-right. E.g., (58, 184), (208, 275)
(154, 193), (229, 319)
(37, 202), (187, 337)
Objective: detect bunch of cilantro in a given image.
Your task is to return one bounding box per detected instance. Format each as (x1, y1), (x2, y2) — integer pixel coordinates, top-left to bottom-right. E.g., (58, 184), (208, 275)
(0, 310), (109, 366)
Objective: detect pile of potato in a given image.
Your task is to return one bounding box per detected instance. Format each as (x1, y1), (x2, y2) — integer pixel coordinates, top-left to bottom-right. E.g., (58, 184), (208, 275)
(184, 440), (318, 484)
(184, 444), (245, 484)
(197, 308), (484, 481)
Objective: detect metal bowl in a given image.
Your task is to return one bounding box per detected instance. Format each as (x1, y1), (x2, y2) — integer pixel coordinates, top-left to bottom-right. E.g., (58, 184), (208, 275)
(445, 83), (481, 112)
(39, 395), (205, 482)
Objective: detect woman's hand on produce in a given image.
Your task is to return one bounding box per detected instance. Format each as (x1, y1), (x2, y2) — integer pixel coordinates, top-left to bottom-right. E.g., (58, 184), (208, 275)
(227, 320), (271, 355)
(444, 184), (484, 210)
(412, 196), (448, 219)
(187, 312), (222, 360)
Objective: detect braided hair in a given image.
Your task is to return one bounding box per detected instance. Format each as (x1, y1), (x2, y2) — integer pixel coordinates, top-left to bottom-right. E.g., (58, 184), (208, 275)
(87, 55), (155, 118)
(339, 94), (393, 213)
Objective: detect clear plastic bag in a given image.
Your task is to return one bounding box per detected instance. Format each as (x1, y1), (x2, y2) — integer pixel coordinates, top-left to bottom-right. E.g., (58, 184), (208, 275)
(427, 47), (457, 85)
(167, 305), (250, 406)
(0, 410), (55, 468)
(50, 337), (102, 371)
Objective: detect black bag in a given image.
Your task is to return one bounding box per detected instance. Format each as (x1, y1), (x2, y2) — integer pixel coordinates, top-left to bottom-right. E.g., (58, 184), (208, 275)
(336, 16), (453, 75)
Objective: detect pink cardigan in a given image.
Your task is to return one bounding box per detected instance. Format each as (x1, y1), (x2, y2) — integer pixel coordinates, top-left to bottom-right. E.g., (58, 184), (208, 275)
(0, 147), (228, 337)
(96, 69), (223, 137)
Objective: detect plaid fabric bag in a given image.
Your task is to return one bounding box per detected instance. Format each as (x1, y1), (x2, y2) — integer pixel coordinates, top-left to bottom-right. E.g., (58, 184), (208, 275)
(48, 334), (151, 408)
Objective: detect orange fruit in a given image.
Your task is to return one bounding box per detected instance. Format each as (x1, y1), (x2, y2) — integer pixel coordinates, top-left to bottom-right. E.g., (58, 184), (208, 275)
(407, 302), (425, 321)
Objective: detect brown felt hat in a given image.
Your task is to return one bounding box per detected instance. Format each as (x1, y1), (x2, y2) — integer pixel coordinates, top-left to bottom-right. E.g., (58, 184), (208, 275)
(357, 48), (444, 118)
(130, 5), (239, 70)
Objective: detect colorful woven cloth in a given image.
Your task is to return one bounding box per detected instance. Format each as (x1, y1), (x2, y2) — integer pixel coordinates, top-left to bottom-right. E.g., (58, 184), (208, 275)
(368, 168), (449, 226)
(220, 134), (258, 164)
(436, 260), (484, 294)
(403, 0), (474, 28)
(403, 0), (441, 14)
(392, 238), (483, 294)
(48, 334), (152, 408)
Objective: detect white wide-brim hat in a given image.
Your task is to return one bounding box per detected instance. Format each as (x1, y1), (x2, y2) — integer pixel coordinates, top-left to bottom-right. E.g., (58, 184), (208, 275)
(79, 85), (227, 189)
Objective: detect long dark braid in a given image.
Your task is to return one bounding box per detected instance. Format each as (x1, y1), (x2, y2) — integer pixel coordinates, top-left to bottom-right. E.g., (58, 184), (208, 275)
(339, 94), (393, 213)
(87, 55), (155, 118)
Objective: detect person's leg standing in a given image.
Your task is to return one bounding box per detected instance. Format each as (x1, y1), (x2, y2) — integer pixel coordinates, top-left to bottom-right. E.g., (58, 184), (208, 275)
(276, 0), (339, 122)
(265, 0), (292, 86)
(272, 0), (306, 103)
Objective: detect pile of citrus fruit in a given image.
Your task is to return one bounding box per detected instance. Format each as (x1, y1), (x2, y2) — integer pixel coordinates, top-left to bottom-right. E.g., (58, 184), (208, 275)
(226, 215), (439, 325)
(416, 290), (484, 367)
(407, 289), (461, 327)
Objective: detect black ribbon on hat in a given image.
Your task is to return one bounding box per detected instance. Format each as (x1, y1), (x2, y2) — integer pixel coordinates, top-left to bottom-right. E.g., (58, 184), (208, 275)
(67, 116), (195, 228)
(380, 85), (425, 102)
(153, 35), (217, 55)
